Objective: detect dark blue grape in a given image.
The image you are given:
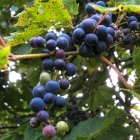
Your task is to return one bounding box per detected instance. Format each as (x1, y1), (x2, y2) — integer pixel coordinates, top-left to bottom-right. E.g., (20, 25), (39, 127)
(79, 43), (93, 57)
(129, 21), (139, 31)
(85, 2), (96, 15)
(55, 49), (65, 59)
(101, 15), (112, 26)
(60, 79), (69, 90)
(32, 85), (46, 98)
(45, 80), (60, 94)
(29, 97), (45, 112)
(58, 33), (71, 44)
(123, 35), (134, 45)
(96, 1), (106, 7)
(66, 63), (77, 76)
(29, 37), (36, 48)
(46, 39), (57, 51)
(106, 34), (113, 45)
(57, 37), (69, 50)
(54, 96), (66, 107)
(44, 93), (56, 104)
(34, 36), (45, 48)
(42, 58), (54, 71)
(46, 32), (57, 41)
(81, 18), (97, 33)
(93, 40), (107, 54)
(72, 28), (85, 41)
(107, 27), (115, 37)
(54, 59), (65, 70)
(36, 110), (49, 123)
(84, 33), (98, 47)
(96, 25), (107, 40)
(90, 14), (102, 22)
(127, 16), (138, 25)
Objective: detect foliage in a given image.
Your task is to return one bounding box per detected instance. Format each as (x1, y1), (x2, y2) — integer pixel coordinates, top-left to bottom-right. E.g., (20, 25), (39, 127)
(1, 0), (140, 140)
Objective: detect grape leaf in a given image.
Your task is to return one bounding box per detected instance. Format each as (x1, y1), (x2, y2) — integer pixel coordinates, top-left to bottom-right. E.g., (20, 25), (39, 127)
(0, 46), (10, 69)
(63, 0), (79, 16)
(9, 0), (73, 47)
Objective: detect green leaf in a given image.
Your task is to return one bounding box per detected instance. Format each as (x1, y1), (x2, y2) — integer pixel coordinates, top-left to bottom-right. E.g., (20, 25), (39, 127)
(10, 0), (73, 47)
(133, 47), (140, 77)
(88, 86), (114, 110)
(64, 118), (112, 140)
(0, 46), (10, 69)
(63, 0), (79, 16)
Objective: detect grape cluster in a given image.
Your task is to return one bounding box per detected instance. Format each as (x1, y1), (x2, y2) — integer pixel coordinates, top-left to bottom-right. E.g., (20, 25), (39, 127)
(28, 32), (77, 138)
(72, 1), (115, 57)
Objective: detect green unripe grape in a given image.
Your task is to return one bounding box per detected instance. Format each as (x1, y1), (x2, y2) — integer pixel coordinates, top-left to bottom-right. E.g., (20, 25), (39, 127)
(39, 72), (51, 85)
(56, 121), (69, 134)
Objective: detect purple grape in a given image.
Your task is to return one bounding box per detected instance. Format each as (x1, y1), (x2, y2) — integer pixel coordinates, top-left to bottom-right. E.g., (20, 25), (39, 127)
(60, 79), (69, 90)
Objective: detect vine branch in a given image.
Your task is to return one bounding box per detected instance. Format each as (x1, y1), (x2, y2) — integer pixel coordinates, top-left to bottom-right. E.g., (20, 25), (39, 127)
(9, 51), (79, 61)
(0, 36), (6, 47)
(100, 55), (133, 90)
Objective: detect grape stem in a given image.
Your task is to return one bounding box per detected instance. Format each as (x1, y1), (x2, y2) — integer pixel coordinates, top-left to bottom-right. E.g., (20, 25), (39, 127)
(94, 10), (110, 32)
(8, 51), (79, 61)
(100, 55), (133, 90)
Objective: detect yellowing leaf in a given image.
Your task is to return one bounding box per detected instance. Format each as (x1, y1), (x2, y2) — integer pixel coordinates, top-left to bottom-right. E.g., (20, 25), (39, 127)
(0, 46), (10, 69)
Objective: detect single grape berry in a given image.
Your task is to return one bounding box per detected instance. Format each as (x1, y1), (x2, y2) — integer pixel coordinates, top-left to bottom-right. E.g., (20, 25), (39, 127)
(60, 79), (69, 90)
(42, 125), (56, 138)
(54, 59), (66, 70)
(29, 37), (36, 48)
(66, 63), (77, 76)
(36, 110), (49, 123)
(84, 33), (98, 47)
(90, 14), (102, 22)
(85, 2), (96, 15)
(57, 37), (69, 50)
(29, 97), (45, 112)
(55, 49), (65, 59)
(93, 40), (107, 54)
(79, 43), (93, 57)
(129, 21), (139, 31)
(72, 28), (85, 41)
(34, 36), (45, 48)
(96, 25), (108, 40)
(46, 32), (57, 41)
(101, 15), (112, 26)
(44, 93), (56, 104)
(106, 34), (113, 45)
(39, 72), (51, 85)
(32, 85), (46, 98)
(29, 117), (40, 128)
(58, 33), (71, 44)
(40, 49), (50, 61)
(56, 121), (69, 134)
(107, 27), (115, 37)
(96, 1), (106, 7)
(123, 35), (134, 45)
(42, 58), (54, 71)
(54, 96), (66, 107)
(45, 80), (60, 94)
(46, 39), (57, 51)
(81, 18), (97, 33)
(127, 16), (138, 24)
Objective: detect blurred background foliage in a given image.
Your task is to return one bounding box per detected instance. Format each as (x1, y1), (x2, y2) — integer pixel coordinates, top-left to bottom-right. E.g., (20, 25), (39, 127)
(0, 0), (140, 140)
